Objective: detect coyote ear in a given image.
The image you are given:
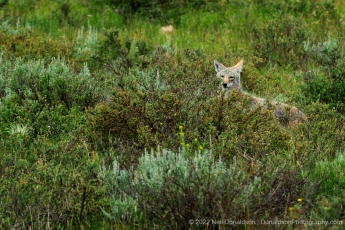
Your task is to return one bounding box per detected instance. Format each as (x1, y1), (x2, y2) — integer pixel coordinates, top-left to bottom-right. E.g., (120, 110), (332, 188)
(214, 60), (224, 72)
(232, 60), (244, 73)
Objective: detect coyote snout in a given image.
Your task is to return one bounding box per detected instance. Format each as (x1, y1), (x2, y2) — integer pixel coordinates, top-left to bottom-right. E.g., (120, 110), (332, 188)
(223, 83), (233, 88)
(214, 59), (308, 128)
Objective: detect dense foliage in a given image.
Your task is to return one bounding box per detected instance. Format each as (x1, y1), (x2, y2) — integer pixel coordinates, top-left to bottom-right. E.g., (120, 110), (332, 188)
(1, 0), (345, 229)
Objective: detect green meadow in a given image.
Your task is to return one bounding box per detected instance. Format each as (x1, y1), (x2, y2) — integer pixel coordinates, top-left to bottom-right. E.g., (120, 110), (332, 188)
(1, 0), (345, 229)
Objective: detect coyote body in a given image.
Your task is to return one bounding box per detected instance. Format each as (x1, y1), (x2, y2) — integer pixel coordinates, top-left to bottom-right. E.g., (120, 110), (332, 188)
(214, 60), (308, 127)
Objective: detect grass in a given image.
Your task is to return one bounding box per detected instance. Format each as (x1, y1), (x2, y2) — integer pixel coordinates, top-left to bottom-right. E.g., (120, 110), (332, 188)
(1, 0), (345, 229)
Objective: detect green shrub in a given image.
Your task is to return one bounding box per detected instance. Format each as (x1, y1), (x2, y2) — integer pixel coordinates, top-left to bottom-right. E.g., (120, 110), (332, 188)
(302, 102), (345, 159)
(0, 25), (74, 62)
(107, 0), (222, 24)
(308, 153), (345, 223)
(252, 0), (340, 23)
(0, 134), (105, 229)
(95, 28), (154, 74)
(101, 148), (262, 228)
(91, 49), (213, 158)
(0, 56), (102, 143)
(304, 39), (340, 67)
(0, 67), (105, 228)
(311, 192), (345, 224)
(195, 92), (291, 160)
(4, 57), (100, 110)
(101, 147), (307, 228)
(310, 153), (345, 195)
(303, 39), (345, 113)
(74, 25), (99, 60)
(0, 21), (102, 70)
(251, 15), (310, 67)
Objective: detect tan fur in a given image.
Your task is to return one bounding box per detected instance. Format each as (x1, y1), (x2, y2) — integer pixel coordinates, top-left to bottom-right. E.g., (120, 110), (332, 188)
(214, 60), (308, 128)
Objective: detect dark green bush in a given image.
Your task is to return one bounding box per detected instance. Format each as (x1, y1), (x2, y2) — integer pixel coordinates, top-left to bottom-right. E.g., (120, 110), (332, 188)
(107, 0), (222, 23)
(0, 133), (105, 229)
(307, 154), (345, 223)
(91, 49), (213, 158)
(0, 75), (105, 228)
(251, 15), (310, 67)
(310, 153), (345, 196)
(312, 191), (345, 223)
(95, 28), (153, 74)
(303, 39), (345, 113)
(304, 102), (345, 157)
(253, 0), (340, 22)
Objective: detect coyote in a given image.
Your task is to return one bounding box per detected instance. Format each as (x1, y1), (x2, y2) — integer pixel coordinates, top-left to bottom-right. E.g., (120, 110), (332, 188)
(214, 59), (308, 128)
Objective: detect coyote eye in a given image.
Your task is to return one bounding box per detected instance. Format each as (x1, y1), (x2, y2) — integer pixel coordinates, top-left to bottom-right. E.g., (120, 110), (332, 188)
(220, 75), (224, 78)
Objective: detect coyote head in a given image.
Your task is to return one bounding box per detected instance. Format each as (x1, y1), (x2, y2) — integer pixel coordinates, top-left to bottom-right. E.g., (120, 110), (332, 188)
(214, 60), (243, 92)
